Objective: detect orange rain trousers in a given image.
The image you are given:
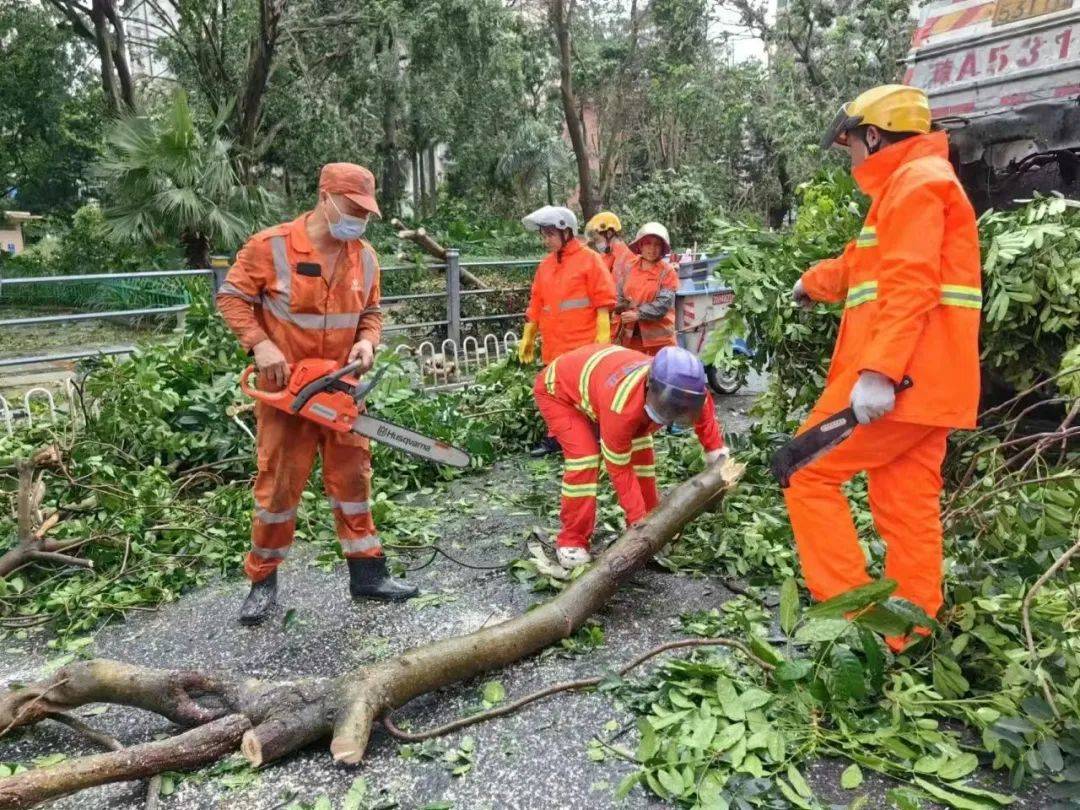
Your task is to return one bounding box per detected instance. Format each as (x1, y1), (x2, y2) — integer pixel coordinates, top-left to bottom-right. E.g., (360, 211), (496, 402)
(783, 415), (949, 635)
(245, 403), (381, 582)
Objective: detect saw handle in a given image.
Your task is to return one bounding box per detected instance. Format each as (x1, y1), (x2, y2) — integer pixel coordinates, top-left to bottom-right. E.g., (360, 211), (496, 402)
(239, 364), (295, 408)
(896, 375), (914, 393)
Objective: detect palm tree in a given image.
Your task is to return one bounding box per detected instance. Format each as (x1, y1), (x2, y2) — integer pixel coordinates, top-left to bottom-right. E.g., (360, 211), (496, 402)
(97, 90), (278, 268)
(496, 119), (570, 207)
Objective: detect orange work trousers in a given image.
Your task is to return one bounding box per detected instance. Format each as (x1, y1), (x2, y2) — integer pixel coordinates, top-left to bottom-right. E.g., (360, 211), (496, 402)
(535, 392), (657, 549)
(783, 416), (950, 623)
(245, 404), (382, 582)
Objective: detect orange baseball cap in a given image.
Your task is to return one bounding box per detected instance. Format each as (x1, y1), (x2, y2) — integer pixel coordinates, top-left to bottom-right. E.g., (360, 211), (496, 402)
(319, 162), (381, 218)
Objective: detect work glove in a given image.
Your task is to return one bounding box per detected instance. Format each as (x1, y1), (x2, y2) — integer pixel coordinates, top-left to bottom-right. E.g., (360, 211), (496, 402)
(791, 278), (813, 310)
(705, 447), (730, 465)
(850, 371), (896, 425)
(595, 308), (612, 344)
(517, 322), (538, 365)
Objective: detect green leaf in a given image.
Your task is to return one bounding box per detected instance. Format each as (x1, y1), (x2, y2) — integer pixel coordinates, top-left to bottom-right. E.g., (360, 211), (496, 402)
(913, 777), (998, 809)
(713, 722), (745, 752)
(636, 718), (658, 762)
(938, 753), (979, 781)
(787, 763), (812, 798)
(739, 688), (772, 711)
(657, 767), (686, 798)
(749, 634), (785, 666)
(343, 776), (368, 810)
(805, 579), (896, 619)
(841, 763), (864, 789)
(795, 618), (850, 643)
(689, 715), (718, 750)
(481, 681), (506, 707)
(775, 660), (813, 682)
(716, 677), (744, 721)
(887, 786), (925, 810)
(780, 577), (800, 634)
(312, 796), (332, 810)
(859, 627), (885, 690)
(829, 646), (866, 701)
(777, 777), (814, 809)
(614, 772), (640, 800)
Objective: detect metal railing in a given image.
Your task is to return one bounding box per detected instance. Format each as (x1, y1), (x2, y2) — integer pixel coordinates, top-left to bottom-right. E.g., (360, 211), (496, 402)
(0, 253), (537, 370)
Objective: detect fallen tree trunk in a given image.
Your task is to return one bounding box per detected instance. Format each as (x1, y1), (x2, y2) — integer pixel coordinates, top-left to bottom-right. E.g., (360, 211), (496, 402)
(391, 217), (485, 288)
(0, 459), (742, 808)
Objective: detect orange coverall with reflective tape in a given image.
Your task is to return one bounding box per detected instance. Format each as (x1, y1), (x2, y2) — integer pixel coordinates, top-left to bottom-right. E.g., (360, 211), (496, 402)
(533, 344), (724, 550)
(614, 255), (678, 355)
(601, 239), (633, 275)
(525, 239), (617, 365)
(217, 213), (385, 582)
(785, 131), (982, 632)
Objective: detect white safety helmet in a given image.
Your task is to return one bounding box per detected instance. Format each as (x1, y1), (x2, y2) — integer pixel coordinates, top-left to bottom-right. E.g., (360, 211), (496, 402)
(522, 205), (578, 233)
(630, 222), (671, 255)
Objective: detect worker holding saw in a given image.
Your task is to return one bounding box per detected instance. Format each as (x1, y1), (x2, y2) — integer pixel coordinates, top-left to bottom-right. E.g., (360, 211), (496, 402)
(218, 162), (420, 625)
(534, 343), (728, 568)
(613, 222), (678, 356)
(584, 211), (632, 275)
(784, 85), (982, 651)
(518, 206), (617, 457)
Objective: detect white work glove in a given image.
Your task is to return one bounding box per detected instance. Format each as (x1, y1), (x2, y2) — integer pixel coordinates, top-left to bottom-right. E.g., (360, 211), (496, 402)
(850, 371), (897, 425)
(791, 279), (813, 310)
(705, 447), (730, 465)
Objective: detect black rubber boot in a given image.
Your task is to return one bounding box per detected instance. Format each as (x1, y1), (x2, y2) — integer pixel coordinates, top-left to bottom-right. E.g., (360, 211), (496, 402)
(348, 557), (418, 601)
(239, 570), (277, 626)
(529, 435), (562, 458)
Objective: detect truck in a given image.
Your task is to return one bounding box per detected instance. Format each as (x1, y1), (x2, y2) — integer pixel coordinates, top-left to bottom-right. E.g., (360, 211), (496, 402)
(907, 0), (1080, 210)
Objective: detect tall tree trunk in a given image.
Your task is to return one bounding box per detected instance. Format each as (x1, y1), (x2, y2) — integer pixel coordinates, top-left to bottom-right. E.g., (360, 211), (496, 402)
(99, 0), (136, 111)
(550, 0), (596, 221)
(377, 31), (406, 217)
(235, 0), (288, 182)
(411, 151), (421, 216)
(426, 145), (438, 216)
(90, 1), (122, 114)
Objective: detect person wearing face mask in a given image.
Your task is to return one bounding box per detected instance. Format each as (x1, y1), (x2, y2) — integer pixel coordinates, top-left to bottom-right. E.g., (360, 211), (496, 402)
(533, 343), (728, 568)
(518, 205), (617, 457)
(614, 222), (678, 356)
(786, 85), (981, 652)
(584, 211), (631, 276)
(217, 162), (417, 626)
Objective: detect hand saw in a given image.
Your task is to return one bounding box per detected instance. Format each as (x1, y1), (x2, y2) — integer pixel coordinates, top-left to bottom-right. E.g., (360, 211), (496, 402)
(770, 376), (913, 488)
(240, 359), (471, 468)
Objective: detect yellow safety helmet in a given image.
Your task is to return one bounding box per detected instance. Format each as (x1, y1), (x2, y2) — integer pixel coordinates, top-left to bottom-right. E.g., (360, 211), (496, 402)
(820, 84), (932, 150)
(585, 211), (622, 235)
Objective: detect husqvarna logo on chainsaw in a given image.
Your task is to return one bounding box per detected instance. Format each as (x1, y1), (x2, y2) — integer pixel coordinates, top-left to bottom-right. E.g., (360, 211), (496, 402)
(821, 417), (847, 432)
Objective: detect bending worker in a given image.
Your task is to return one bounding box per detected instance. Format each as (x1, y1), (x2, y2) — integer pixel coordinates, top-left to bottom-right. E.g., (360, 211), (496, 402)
(518, 205), (617, 457)
(535, 343), (728, 568)
(218, 162), (417, 626)
(786, 85), (981, 651)
(585, 211), (632, 275)
(614, 222), (679, 355)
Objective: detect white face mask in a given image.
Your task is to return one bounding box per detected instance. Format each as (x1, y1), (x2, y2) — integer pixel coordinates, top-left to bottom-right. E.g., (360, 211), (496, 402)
(326, 195), (368, 241)
(595, 239), (609, 253)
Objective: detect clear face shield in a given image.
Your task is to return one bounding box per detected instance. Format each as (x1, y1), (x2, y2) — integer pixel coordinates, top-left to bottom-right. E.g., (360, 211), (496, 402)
(645, 379), (707, 429)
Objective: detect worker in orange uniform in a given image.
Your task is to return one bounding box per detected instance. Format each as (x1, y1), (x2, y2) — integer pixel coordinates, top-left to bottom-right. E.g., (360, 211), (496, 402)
(518, 205), (618, 457)
(585, 211), (632, 275)
(218, 162), (417, 626)
(534, 344), (727, 568)
(614, 222), (679, 355)
(785, 85), (981, 651)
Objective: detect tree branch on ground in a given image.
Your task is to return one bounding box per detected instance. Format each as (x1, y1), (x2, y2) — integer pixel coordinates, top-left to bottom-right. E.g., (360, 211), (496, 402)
(0, 460), (742, 808)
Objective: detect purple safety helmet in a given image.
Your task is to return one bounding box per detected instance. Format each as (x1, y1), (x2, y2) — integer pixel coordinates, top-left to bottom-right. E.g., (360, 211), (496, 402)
(646, 347), (708, 428)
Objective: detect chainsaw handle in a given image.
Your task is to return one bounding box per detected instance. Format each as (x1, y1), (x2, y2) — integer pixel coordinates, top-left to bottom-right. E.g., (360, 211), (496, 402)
(239, 364), (294, 407)
(896, 375), (914, 393)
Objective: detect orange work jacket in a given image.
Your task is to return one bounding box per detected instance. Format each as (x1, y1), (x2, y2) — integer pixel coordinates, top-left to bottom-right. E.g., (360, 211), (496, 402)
(614, 256), (678, 349)
(537, 344), (723, 522)
(217, 213), (382, 365)
(602, 239), (633, 275)
(800, 131), (982, 429)
(525, 238), (617, 364)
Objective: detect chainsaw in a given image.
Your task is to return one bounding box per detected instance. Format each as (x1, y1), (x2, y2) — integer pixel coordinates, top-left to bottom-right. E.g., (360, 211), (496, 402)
(770, 376), (913, 488)
(239, 359), (471, 468)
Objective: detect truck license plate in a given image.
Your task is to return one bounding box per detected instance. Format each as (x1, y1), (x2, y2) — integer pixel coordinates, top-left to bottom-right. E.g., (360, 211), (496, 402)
(994, 0), (1074, 27)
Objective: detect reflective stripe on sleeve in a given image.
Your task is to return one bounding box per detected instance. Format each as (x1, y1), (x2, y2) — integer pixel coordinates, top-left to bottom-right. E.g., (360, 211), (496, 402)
(611, 364), (650, 414)
(940, 284), (982, 309)
(559, 298), (591, 311)
(856, 226), (878, 248)
(218, 281), (260, 303)
(845, 281), (878, 309)
(578, 346), (623, 418)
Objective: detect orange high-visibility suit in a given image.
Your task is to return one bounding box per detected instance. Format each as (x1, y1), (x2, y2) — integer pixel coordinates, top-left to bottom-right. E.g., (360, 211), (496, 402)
(525, 239), (617, 365)
(601, 239), (633, 275)
(218, 214), (385, 583)
(534, 344), (724, 549)
(784, 131), (981, 631)
(614, 255), (678, 355)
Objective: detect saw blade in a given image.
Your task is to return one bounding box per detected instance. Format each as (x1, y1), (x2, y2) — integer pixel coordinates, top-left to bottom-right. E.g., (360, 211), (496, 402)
(770, 408), (858, 488)
(351, 414), (471, 468)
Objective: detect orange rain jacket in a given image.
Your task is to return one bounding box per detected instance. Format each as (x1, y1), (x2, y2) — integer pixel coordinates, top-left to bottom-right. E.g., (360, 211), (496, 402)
(614, 255), (679, 351)
(800, 131), (982, 429)
(525, 238), (617, 364)
(601, 239), (633, 275)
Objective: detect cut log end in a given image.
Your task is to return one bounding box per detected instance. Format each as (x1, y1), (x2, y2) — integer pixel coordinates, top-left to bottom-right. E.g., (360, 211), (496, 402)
(240, 729), (263, 767)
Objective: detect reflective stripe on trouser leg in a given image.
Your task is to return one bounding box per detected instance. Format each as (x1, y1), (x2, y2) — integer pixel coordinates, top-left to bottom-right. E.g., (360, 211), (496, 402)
(321, 432), (382, 559)
(534, 390), (600, 550)
(247, 406), (322, 582)
(632, 442), (658, 513)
